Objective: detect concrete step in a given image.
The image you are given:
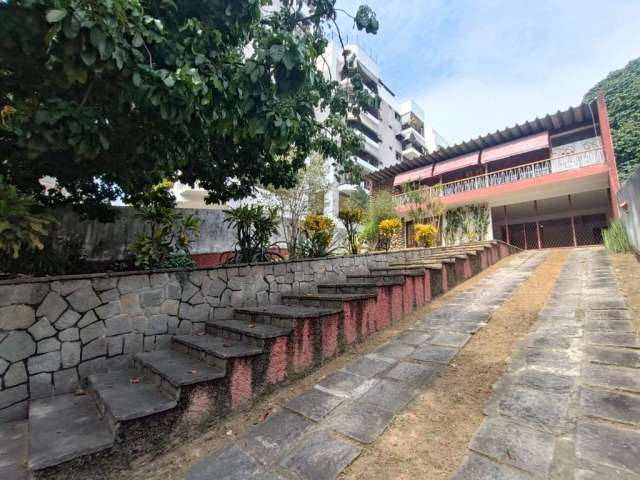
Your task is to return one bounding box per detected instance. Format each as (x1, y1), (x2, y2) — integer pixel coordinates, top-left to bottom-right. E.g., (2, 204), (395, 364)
(28, 394), (114, 471)
(172, 334), (263, 369)
(134, 350), (226, 392)
(317, 281), (401, 295)
(281, 293), (376, 309)
(369, 266), (440, 276)
(207, 319), (293, 346)
(86, 369), (177, 432)
(345, 273), (406, 282)
(234, 305), (343, 328)
(0, 420), (28, 480)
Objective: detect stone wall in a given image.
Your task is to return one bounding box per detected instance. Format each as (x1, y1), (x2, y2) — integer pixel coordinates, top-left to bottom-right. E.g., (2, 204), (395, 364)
(618, 166), (640, 253)
(0, 248), (434, 422)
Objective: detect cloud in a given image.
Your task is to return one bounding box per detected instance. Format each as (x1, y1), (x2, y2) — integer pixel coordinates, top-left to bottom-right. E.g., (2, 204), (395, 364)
(335, 0), (640, 144)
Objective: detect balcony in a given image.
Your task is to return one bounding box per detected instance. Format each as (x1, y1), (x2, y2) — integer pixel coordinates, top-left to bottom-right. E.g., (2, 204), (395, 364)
(393, 146), (605, 204)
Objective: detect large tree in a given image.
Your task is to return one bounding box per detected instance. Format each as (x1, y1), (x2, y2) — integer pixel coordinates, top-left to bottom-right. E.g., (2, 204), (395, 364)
(0, 0), (378, 220)
(584, 57), (640, 181)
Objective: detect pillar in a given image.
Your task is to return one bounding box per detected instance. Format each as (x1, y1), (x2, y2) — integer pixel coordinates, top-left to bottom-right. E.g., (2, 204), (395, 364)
(534, 200), (542, 249)
(569, 194), (577, 247)
(504, 205), (510, 244)
(596, 95), (620, 219)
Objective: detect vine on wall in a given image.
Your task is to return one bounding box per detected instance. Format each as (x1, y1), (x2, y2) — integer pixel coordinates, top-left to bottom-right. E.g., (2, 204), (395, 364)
(445, 204), (490, 245)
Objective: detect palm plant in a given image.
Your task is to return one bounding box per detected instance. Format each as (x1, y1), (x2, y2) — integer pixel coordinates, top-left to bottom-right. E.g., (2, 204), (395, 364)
(224, 205), (281, 263)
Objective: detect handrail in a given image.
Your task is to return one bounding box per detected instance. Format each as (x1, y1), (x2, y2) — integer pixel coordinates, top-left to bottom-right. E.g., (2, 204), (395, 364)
(393, 147), (605, 204)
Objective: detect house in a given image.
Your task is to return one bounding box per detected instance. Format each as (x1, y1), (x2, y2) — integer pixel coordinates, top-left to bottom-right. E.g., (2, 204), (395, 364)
(367, 97), (620, 249)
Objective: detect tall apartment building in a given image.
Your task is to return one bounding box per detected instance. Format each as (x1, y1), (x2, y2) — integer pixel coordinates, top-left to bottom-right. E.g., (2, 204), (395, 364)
(319, 42), (447, 218)
(172, 41), (446, 216)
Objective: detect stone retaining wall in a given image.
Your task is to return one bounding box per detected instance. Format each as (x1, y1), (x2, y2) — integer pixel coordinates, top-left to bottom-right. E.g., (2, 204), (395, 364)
(0, 247), (443, 422)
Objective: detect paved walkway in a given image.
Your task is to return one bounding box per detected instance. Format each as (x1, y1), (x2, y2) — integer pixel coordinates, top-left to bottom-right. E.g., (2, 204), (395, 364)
(186, 251), (548, 480)
(454, 248), (640, 479)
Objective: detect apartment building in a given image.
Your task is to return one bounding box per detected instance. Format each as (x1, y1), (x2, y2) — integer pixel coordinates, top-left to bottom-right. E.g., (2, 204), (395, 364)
(368, 97), (620, 249)
(319, 42), (447, 218)
(173, 42), (447, 217)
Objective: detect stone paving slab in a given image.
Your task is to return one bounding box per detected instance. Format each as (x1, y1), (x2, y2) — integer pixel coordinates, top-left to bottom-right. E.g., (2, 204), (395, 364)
(279, 429), (361, 480)
(237, 409), (313, 465)
(320, 400), (394, 443)
(0, 420), (27, 480)
(186, 251), (548, 480)
(454, 248), (640, 480)
(284, 388), (344, 422)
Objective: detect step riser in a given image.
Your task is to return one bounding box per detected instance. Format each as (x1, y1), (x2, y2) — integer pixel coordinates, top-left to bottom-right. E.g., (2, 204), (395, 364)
(84, 381), (120, 436)
(317, 285), (378, 294)
(131, 357), (182, 400)
(205, 325), (266, 348)
(171, 340), (228, 371)
(234, 311), (294, 329)
(346, 275), (405, 284)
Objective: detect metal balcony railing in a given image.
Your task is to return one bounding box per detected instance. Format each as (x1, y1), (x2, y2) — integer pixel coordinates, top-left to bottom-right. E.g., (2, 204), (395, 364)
(393, 147), (605, 205)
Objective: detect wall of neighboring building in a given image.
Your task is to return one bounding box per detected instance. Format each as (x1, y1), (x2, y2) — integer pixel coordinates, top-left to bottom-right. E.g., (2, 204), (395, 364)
(617, 166), (640, 253)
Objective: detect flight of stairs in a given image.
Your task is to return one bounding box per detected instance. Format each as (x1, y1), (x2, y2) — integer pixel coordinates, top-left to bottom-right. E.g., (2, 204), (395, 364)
(0, 241), (513, 479)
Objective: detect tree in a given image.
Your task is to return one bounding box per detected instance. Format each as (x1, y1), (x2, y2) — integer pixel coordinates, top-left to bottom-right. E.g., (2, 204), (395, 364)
(264, 153), (328, 259)
(584, 57), (640, 181)
(0, 0), (379, 220)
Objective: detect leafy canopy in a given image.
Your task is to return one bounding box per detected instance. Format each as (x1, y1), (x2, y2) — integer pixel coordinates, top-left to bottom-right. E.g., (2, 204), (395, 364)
(0, 0), (378, 220)
(584, 57), (640, 181)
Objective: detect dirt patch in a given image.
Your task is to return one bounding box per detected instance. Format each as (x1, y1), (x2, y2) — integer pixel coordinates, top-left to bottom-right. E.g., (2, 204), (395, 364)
(342, 250), (568, 480)
(610, 252), (640, 333)
(104, 255), (521, 480)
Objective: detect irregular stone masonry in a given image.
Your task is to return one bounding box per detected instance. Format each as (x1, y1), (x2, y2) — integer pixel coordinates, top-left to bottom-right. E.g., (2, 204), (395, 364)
(454, 248), (640, 479)
(0, 242), (508, 423)
(186, 250), (547, 480)
(0, 242), (516, 479)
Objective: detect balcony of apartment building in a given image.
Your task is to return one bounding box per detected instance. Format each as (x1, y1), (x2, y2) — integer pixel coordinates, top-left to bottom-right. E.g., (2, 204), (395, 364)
(347, 119), (381, 169)
(392, 130), (608, 209)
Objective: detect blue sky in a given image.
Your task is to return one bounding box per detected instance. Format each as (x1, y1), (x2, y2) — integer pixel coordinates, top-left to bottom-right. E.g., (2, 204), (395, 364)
(334, 0), (640, 145)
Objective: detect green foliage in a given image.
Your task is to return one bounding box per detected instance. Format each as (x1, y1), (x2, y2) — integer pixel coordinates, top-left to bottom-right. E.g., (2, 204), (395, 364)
(377, 217), (401, 252)
(0, 176), (54, 259)
(348, 186), (370, 211)
(299, 214), (335, 258)
(584, 57), (640, 180)
(224, 204), (281, 264)
(414, 223), (438, 248)
(400, 182), (444, 225)
(0, 0), (378, 220)
(265, 154), (328, 259)
(602, 219), (631, 253)
(128, 182), (201, 269)
(445, 205), (489, 245)
(361, 190), (397, 249)
(338, 207), (364, 255)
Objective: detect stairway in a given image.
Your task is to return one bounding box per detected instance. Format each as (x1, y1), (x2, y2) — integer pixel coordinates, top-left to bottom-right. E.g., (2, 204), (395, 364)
(4, 241), (509, 478)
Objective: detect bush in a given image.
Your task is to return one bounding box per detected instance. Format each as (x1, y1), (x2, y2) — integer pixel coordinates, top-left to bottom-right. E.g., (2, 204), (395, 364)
(414, 223), (438, 248)
(378, 218), (402, 251)
(0, 177), (54, 259)
(603, 220), (632, 253)
(300, 214), (335, 257)
(129, 182), (201, 269)
(338, 207), (365, 254)
(224, 204), (281, 263)
(362, 190), (397, 249)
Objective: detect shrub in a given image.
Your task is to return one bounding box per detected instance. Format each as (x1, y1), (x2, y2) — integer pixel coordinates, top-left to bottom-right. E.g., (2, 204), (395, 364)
(378, 218), (402, 251)
(338, 207), (365, 254)
(300, 214), (335, 257)
(224, 204), (281, 263)
(129, 182), (201, 269)
(414, 223), (439, 248)
(0, 177), (54, 259)
(603, 219), (631, 253)
(362, 190), (397, 249)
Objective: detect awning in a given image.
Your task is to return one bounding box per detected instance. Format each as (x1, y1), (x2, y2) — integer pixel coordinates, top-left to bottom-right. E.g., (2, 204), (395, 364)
(393, 164), (434, 186)
(481, 131), (549, 164)
(432, 152), (480, 176)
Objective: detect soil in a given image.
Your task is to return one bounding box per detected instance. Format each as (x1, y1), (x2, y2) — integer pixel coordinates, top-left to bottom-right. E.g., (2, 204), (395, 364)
(610, 252), (640, 333)
(105, 252), (521, 480)
(342, 249), (568, 480)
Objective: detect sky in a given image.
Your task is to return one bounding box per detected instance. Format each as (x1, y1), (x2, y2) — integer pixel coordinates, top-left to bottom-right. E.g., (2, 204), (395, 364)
(334, 0), (640, 145)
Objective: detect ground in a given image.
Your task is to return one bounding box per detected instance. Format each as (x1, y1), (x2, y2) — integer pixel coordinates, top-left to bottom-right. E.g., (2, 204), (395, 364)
(342, 250), (568, 480)
(101, 252), (516, 480)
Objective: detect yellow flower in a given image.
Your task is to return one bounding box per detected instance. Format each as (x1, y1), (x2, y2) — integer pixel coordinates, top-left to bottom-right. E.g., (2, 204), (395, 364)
(414, 223), (438, 247)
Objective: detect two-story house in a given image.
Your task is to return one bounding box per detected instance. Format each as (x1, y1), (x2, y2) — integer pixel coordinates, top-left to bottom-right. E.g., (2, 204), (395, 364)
(367, 96), (620, 249)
